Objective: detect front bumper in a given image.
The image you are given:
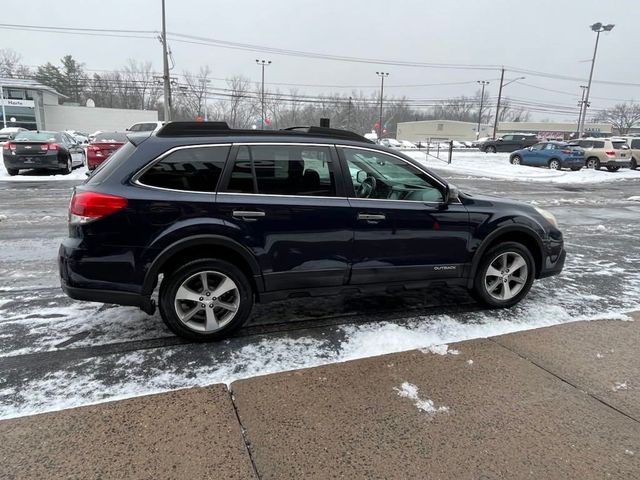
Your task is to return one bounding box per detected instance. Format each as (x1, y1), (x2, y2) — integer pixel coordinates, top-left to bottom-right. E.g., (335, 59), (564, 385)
(538, 236), (566, 279)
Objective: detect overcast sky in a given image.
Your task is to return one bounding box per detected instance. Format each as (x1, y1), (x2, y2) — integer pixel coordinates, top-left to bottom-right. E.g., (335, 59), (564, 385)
(3, 0), (639, 120)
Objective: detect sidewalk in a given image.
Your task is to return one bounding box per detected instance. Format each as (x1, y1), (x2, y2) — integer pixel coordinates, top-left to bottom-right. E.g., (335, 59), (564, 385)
(2, 313), (639, 479)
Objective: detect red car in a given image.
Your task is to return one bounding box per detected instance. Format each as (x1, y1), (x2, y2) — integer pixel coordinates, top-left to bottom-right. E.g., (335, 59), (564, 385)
(87, 132), (128, 170)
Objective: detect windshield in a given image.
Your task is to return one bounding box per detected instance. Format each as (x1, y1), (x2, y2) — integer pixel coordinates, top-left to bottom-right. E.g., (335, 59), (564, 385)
(94, 132), (128, 143)
(14, 131), (58, 142)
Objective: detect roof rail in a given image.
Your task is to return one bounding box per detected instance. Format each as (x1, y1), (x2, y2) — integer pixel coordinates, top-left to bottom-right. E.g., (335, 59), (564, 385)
(156, 121), (231, 137)
(282, 126), (373, 143)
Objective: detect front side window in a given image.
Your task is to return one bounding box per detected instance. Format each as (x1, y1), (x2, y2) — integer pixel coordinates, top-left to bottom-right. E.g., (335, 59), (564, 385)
(138, 146), (230, 192)
(502, 135), (513, 141)
(224, 145), (337, 197)
(344, 148), (444, 203)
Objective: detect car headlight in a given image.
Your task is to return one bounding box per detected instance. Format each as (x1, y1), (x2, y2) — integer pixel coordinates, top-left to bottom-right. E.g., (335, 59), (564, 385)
(534, 206), (558, 228)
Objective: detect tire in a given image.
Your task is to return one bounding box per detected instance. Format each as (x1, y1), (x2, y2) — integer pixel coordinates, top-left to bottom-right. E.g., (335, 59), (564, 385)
(472, 242), (535, 309)
(510, 155), (521, 165)
(61, 155), (72, 175)
(159, 258), (253, 341)
(485, 146), (496, 153)
(631, 157), (638, 170)
(80, 152), (86, 168)
(548, 159), (561, 170)
(6, 168), (18, 176)
(586, 157), (600, 170)
(606, 166), (620, 172)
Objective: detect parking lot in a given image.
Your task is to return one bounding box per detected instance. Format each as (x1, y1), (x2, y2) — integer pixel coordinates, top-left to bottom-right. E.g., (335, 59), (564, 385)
(1, 157), (639, 419)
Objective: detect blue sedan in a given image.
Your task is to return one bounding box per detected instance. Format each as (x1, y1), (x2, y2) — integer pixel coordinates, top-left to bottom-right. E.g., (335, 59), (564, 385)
(509, 142), (585, 170)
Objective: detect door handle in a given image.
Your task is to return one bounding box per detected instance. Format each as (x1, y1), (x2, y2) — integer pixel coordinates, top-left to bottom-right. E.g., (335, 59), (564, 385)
(232, 210), (265, 219)
(357, 213), (386, 221)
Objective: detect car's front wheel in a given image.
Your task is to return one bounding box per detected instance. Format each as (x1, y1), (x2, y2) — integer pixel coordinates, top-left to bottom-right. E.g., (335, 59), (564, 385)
(6, 168), (18, 176)
(485, 146), (496, 153)
(159, 259), (253, 341)
(472, 242), (535, 308)
(510, 155), (521, 165)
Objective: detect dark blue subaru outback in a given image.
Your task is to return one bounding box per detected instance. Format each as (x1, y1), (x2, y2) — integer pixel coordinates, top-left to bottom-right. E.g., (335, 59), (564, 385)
(59, 122), (565, 341)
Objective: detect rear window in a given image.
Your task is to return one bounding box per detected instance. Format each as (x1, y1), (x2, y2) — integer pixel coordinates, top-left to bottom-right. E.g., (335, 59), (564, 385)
(137, 146), (230, 192)
(612, 141), (629, 150)
(94, 132), (128, 143)
(86, 142), (136, 185)
(136, 123), (157, 132)
(14, 131), (59, 142)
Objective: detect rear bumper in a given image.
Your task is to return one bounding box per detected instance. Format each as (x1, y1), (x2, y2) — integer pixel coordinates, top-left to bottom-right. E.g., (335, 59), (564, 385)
(58, 240), (155, 314)
(603, 159), (630, 167)
(3, 153), (63, 169)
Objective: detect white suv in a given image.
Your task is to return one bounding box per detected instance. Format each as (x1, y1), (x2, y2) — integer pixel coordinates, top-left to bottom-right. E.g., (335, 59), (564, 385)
(572, 137), (631, 172)
(126, 121), (164, 133)
(614, 136), (640, 170)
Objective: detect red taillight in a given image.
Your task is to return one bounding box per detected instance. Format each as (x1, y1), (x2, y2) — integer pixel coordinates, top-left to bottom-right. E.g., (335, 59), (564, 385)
(4, 142), (16, 150)
(87, 145), (100, 152)
(69, 192), (128, 223)
(561, 149), (572, 154)
(40, 143), (60, 151)
(605, 150), (615, 157)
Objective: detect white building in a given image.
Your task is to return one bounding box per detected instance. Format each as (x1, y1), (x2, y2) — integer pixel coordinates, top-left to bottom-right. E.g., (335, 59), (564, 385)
(497, 121), (612, 139)
(397, 120), (492, 142)
(0, 77), (157, 132)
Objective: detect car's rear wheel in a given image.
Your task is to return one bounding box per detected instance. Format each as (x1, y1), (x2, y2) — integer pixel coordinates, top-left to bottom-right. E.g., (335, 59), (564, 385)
(586, 157), (600, 170)
(485, 146), (496, 153)
(61, 155), (72, 175)
(606, 166), (620, 172)
(6, 168), (18, 176)
(472, 242), (535, 308)
(510, 155), (521, 165)
(159, 258), (253, 341)
(548, 159), (561, 170)
(631, 157), (638, 170)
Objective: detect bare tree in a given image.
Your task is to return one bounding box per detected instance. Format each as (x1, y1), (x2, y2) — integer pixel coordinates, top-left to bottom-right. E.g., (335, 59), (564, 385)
(0, 49), (30, 78)
(593, 103), (640, 134)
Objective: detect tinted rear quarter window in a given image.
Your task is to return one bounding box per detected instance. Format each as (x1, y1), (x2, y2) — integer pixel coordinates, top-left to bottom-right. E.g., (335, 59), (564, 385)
(593, 141), (605, 148)
(631, 139), (640, 149)
(86, 142), (137, 184)
(138, 146), (230, 192)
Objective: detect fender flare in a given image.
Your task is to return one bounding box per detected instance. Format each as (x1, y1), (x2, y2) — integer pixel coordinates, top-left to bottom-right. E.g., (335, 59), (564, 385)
(467, 225), (545, 288)
(142, 234), (261, 295)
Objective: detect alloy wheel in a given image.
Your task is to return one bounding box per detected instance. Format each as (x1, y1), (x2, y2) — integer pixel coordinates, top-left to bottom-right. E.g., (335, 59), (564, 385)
(173, 270), (240, 332)
(511, 156), (521, 165)
(549, 160), (560, 170)
(586, 158), (599, 169)
(484, 252), (528, 301)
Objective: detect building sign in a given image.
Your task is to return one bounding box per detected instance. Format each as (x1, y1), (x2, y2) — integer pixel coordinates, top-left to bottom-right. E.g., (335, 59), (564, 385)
(1, 99), (35, 108)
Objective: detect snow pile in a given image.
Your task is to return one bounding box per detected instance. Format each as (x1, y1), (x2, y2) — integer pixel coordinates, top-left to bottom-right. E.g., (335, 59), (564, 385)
(0, 162), (88, 181)
(420, 344), (460, 356)
(404, 151), (640, 184)
(394, 382), (449, 415)
(613, 381), (628, 391)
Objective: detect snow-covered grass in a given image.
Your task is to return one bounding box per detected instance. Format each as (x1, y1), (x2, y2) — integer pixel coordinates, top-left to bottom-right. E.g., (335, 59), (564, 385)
(0, 162), (88, 181)
(405, 151), (640, 184)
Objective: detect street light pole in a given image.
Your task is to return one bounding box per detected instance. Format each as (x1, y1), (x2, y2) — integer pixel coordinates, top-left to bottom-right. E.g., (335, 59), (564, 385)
(476, 80), (489, 139)
(256, 59), (271, 129)
(161, 0), (172, 122)
(376, 72), (389, 141)
(492, 70), (525, 139)
(578, 22), (614, 137)
(200, 78), (211, 121)
(347, 96), (353, 129)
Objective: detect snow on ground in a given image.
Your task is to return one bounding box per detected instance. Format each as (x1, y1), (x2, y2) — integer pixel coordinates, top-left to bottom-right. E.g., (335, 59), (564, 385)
(393, 382), (449, 415)
(0, 162), (88, 181)
(406, 151), (640, 184)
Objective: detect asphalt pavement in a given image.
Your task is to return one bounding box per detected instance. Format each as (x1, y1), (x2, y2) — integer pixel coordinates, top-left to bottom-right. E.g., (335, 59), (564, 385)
(0, 169), (639, 419)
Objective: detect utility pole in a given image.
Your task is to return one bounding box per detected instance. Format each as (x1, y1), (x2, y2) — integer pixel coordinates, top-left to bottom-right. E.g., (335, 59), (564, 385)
(492, 68), (504, 139)
(347, 96), (353, 129)
(579, 22), (614, 137)
(161, 0), (172, 122)
(476, 80), (489, 139)
(255, 59), (271, 129)
(376, 72), (389, 141)
(199, 78), (211, 121)
(575, 85), (588, 138)
(0, 83), (6, 129)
